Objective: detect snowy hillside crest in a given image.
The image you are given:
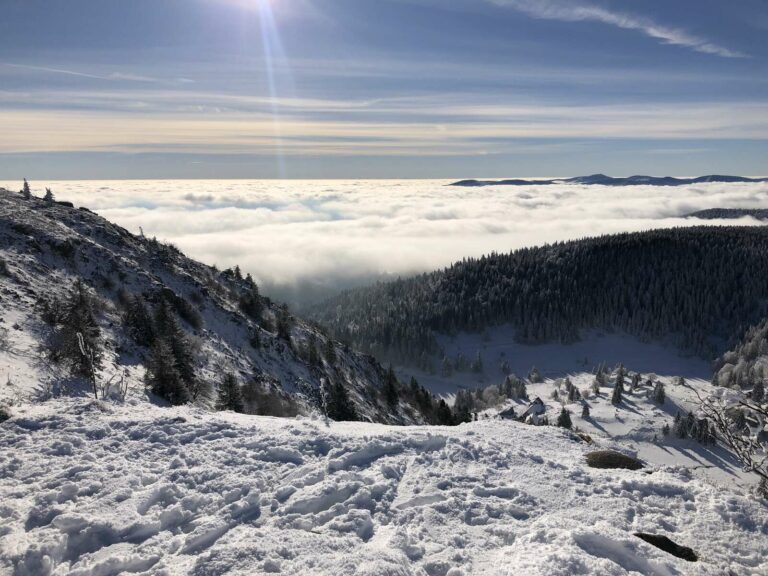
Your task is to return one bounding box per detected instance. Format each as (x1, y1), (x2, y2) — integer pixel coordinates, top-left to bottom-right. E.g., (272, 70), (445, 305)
(0, 187), (432, 424)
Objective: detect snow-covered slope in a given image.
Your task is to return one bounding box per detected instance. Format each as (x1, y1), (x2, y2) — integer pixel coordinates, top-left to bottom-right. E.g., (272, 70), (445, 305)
(0, 188), (421, 423)
(401, 326), (712, 395)
(1, 398), (766, 576)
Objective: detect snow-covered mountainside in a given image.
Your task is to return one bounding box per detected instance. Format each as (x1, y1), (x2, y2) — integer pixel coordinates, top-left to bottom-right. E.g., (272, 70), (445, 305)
(1, 398), (766, 576)
(0, 187), (425, 423)
(309, 226), (768, 368)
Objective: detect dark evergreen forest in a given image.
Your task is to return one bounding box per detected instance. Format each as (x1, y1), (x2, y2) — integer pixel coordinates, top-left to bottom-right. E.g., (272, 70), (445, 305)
(310, 227), (768, 368)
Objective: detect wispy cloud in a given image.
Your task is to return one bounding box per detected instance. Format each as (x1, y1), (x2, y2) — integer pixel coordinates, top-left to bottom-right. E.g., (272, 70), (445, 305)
(1, 99), (766, 156)
(1, 63), (190, 84)
(490, 0), (747, 58)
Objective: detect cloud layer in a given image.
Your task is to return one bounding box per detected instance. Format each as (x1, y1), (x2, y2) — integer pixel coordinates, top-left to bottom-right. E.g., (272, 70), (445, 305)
(2, 99), (767, 156)
(4, 179), (767, 306)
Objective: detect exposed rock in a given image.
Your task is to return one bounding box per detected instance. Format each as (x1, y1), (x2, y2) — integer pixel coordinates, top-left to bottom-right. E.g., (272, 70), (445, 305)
(634, 533), (698, 562)
(585, 450), (643, 470)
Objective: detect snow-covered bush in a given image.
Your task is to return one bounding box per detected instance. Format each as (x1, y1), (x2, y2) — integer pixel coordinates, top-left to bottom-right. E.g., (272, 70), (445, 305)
(691, 385), (768, 486)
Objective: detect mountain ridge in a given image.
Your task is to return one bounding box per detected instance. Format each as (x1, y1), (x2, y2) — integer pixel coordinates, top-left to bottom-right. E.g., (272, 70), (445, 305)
(0, 187), (439, 424)
(452, 174), (768, 187)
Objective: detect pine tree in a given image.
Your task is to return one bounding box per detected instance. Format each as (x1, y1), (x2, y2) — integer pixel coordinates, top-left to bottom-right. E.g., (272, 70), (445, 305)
(146, 339), (189, 405)
(652, 381), (666, 404)
(435, 399), (454, 425)
(153, 299), (197, 395)
(239, 285), (263, 320)
(21, 179), (31, 200)
(517, 379), (529, 400)
(582, 404), (590, 418)
(453, 389), (473, 423)
(674, 411), (688, 438)
(123, 294), (155, 347)
(44, 187), (54, 205)
(595, 364), (607, 386)
(611, 377), (623, 405)
(307, 334), (320, 367)
(557, 407), (572, 429)
(276, 304), (292, 341)
(696, 418), (709, 443)
(324, 338), (337, 366)
(60, 280), (103, 380)
(383, 364), (399, 408)
(685, 412), (696, 438)
(217, 372), (244, 413)
(327, 379), (357, 421)
(662, 423), (670, 436)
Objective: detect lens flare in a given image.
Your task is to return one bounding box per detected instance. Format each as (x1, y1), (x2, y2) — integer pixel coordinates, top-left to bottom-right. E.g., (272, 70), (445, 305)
(256, 0), (287, 177)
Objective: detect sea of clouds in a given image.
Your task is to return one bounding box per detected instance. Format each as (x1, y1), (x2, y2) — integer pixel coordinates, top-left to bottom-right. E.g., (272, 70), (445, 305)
(4, 179), (768, 307)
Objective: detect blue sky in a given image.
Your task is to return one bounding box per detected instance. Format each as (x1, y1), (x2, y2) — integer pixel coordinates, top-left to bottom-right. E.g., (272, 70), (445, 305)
(1, 0), (767, 178)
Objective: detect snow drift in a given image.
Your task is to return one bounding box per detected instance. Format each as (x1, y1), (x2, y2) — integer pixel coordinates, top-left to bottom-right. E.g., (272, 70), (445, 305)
(1, 398), (766, 575)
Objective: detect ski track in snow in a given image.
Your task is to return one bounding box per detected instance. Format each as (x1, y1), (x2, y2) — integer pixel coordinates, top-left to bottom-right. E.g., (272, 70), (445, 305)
(1, 399), (766, 575)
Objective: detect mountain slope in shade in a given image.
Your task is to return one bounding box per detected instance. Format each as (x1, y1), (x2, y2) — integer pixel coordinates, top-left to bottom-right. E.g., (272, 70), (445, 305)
(451, 174), (768, 187)
(309, 227), (768, 368)
(0, 187), (428, 424)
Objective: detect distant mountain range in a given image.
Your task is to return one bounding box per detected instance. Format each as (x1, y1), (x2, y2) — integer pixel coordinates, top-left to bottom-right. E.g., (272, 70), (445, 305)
(685, 208), (768, 220)
(451, 174), (768, 187)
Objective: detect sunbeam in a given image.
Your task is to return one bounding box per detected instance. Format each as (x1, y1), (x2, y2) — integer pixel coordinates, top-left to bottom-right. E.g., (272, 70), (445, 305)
(255, 0), (289, 177)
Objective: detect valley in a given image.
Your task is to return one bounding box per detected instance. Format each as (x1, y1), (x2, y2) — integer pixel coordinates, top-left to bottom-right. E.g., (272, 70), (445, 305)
(1, 184), (767, 575)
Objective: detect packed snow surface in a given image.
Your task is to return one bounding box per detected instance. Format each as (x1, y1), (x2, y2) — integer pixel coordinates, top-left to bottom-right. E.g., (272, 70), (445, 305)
(1, 399), (766, 575)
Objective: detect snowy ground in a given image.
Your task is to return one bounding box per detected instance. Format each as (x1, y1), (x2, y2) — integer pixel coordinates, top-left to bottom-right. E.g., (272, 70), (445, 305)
(1, 399), (766, 576)
(413, 328), (713, 396)
(395, 328), (745, 482)
(496, 375), (751, 488)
